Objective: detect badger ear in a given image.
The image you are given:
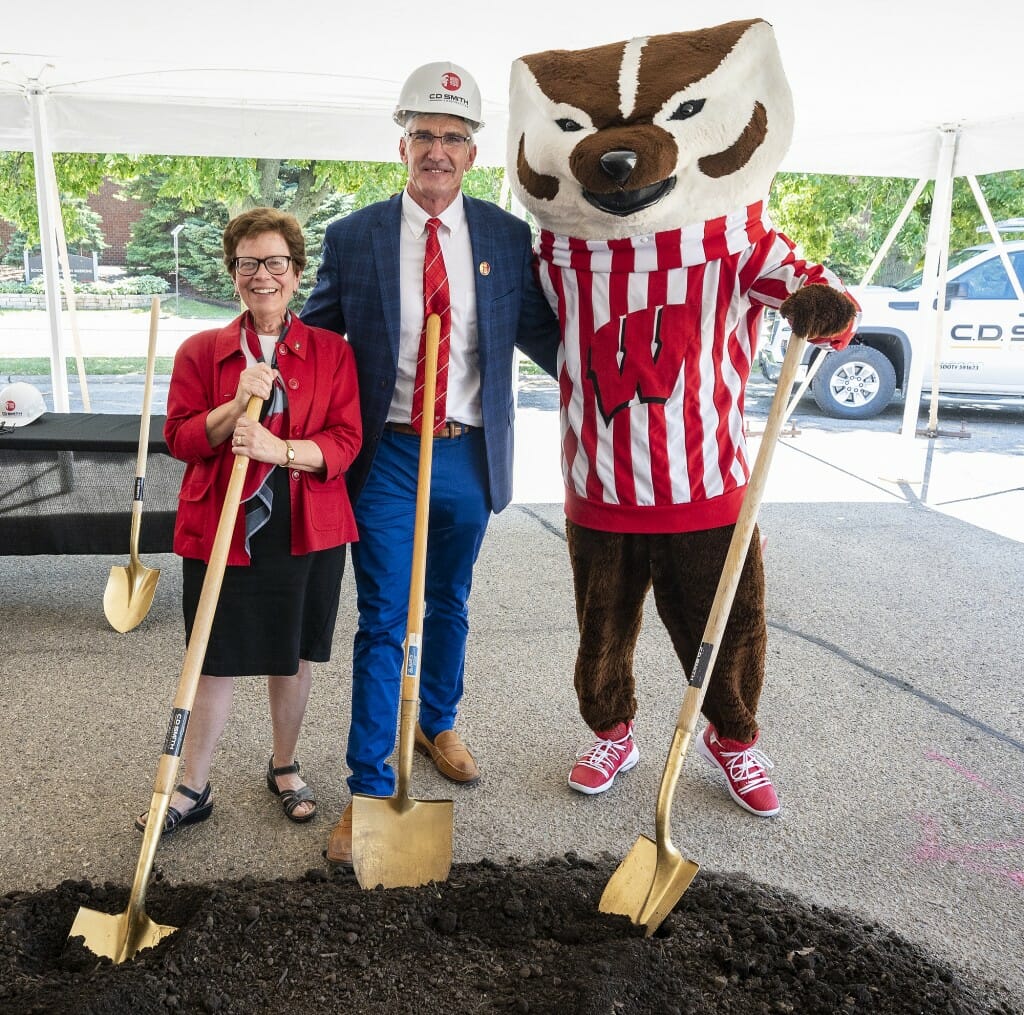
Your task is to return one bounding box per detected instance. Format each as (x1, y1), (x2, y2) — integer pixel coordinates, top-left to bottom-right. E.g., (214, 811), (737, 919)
(516, 133), (560, 202)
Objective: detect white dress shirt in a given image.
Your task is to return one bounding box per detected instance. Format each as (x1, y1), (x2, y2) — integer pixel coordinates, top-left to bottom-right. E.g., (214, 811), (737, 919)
(390, 190), (483, 427)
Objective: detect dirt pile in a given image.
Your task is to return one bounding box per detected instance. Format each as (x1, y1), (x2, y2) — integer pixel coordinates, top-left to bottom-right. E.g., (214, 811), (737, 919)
(2, 854), (1018, 1015)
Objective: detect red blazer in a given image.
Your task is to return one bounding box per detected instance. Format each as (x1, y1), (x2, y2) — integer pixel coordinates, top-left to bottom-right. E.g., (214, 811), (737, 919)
(165, 314), (362, 565)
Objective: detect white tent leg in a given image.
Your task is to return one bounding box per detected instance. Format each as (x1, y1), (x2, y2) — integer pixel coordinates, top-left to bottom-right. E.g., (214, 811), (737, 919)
(967, 175), (1024, 301)
(46, 170), (91, 411)
(860, 177), (929, 287)
(28, 85), (69, 412)
(898, 128), (958, 453)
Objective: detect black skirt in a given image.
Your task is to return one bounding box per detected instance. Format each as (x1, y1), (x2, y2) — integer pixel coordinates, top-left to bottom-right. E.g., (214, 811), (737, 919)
(182, 466), (345, 677)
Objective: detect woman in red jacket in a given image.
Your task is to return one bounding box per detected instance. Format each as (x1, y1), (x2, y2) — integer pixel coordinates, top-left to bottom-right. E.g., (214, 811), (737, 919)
(136, 207), (361, 835)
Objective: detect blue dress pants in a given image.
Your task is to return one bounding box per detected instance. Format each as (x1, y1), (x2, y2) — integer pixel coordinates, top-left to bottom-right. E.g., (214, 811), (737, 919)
(347, 427), (491, 797)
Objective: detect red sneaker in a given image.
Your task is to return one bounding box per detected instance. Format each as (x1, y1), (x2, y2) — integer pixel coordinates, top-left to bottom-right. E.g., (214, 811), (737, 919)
(568, 721), (639, 795)
(697, 725), (780, 817)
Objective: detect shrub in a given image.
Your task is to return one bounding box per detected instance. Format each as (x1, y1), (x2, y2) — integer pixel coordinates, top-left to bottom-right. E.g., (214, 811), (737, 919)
(0, 275), (169, 295)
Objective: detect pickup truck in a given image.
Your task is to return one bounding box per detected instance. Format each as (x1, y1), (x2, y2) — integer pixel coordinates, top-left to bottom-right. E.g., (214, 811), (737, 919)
(758, 241), (1024, 418)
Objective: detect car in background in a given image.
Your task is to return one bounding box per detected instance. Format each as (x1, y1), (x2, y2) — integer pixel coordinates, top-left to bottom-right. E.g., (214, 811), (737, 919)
(758, 242), (1024, 418)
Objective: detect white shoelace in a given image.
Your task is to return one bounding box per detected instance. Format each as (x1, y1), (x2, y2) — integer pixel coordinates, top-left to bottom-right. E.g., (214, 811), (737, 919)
(576, 735), (631, 775)
(716, 742), (775, 796)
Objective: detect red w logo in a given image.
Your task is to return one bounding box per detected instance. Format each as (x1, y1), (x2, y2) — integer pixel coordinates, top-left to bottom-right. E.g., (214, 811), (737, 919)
(586, 304), (695, 424)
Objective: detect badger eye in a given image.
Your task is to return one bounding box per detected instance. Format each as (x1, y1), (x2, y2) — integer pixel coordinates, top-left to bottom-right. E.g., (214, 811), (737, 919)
(669, 99), (705, 121)
(555, 118), (584, 132)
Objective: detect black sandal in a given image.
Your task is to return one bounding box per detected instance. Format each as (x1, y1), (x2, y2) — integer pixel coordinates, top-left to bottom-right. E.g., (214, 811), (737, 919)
(266, 756), (317, 823)
(134, 782), (213, 835)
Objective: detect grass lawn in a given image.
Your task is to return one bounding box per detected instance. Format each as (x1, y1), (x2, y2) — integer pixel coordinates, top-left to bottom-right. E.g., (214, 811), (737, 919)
(158, 296), (238, 319)
(1, 357), (176, 376)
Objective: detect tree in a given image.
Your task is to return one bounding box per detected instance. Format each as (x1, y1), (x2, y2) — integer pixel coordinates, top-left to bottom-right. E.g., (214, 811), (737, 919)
(0, 152), (115, 246)
(769, 170), (1024, 285)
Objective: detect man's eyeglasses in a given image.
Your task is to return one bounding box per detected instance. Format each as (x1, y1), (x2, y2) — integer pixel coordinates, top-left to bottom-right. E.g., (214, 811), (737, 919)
(405, 130), (473, 151)
(232, 255), (293, 276)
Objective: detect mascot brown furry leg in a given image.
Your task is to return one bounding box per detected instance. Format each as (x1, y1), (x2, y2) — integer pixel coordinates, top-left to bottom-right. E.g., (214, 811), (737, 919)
(508, 19), (858, 816)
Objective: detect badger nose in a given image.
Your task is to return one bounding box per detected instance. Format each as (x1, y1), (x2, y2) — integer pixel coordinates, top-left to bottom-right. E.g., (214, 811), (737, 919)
(600, 150), (638, 185)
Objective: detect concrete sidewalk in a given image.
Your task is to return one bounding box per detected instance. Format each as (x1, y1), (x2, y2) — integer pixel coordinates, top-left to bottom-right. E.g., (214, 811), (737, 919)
(0, 305), (231, 360)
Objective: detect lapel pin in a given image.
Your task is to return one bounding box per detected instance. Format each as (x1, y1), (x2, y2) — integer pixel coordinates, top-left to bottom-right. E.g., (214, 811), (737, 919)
(478, 261), (491, 276)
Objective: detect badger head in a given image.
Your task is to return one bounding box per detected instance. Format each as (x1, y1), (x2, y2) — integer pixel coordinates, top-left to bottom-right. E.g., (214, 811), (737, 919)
(507, 19), (793, 239)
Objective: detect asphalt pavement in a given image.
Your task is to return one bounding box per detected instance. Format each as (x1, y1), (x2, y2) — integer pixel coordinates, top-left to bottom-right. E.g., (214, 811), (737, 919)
(2, 308), (1023, 1007)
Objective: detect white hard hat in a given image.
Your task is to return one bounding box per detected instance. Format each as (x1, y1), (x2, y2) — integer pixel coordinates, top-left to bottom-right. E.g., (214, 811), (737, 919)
(394, 61), (484, 132)
(0, 382), (47, 427)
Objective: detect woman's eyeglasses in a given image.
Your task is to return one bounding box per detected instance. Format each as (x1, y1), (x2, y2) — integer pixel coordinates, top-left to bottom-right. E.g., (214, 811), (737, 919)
(405, 131), (472, 151)
(232, 256), (293, 276)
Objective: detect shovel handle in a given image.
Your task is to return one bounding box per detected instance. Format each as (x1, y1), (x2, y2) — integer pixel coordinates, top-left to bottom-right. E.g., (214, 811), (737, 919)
(653, 333), (808, 841)
(135, 298), (161, 484)
(151, 395), (264, 796)
(396, 314), (440, 798)
(127, 298), (161, 560)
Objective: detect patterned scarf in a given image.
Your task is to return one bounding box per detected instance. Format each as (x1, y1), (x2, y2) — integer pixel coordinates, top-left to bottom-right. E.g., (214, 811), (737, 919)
(239, 310), (290, 556)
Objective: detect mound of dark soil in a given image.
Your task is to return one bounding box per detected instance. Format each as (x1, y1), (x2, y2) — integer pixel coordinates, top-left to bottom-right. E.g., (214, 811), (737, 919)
(1, 854), (1018, 1015)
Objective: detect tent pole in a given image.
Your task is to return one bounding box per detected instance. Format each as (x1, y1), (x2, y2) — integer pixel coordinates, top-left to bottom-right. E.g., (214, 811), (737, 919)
(966, 175), (1024, 300)
(28, 84), (70, 413)
(46, 164), (91, 411)
(898, 127), (957, 451)
(860, 177), (928, 286)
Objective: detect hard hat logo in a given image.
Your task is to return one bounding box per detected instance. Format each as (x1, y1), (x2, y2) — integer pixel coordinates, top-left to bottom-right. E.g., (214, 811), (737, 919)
(441, 72), (462, 91)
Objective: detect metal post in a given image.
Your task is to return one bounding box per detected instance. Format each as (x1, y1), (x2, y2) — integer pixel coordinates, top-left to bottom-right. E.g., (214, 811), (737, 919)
(171, 223), (185, 314)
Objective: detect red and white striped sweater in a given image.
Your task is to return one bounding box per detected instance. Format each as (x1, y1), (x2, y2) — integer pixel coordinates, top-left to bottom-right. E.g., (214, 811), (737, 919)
(535, 202), (851, 534)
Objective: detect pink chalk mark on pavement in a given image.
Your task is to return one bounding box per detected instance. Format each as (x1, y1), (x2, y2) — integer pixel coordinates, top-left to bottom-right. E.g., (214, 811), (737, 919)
(912, 751), (1024, 888)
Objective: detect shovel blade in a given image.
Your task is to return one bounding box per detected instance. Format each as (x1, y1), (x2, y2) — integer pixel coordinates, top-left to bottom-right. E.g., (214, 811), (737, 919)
(103, 560), (160, 633)
(351, 794), (453, 889)
(599, 834), (700, 936)
(69, 904), (176, 963)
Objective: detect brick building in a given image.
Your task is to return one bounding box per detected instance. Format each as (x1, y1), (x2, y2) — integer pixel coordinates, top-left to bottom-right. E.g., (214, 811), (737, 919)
(87, 178), (146, 263)
(0, 177), (145, 268)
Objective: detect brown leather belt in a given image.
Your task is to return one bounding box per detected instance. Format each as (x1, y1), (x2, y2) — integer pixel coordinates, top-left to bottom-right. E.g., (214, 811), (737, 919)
(385, 420), (477, 439)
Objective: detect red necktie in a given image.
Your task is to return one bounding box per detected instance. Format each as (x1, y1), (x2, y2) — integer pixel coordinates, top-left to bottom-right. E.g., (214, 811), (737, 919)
(411, 217), (451, 435)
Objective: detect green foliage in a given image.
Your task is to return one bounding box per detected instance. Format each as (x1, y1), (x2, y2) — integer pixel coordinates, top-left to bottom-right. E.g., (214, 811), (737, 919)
(0, 152), (114, 244)
(9, 147), (1018, 306)
(769, 170), (1024, 285)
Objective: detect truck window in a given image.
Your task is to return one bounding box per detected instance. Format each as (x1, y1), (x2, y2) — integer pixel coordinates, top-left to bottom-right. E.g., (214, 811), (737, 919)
(956, 257), (1014, 300)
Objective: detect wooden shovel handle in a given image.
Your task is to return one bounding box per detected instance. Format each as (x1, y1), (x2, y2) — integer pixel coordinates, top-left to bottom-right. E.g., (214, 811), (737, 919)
(127, 298), (161, 560)
(152, 395), (264, 795)
(395, 314), (440, 799)
(652, 334), (808, 843)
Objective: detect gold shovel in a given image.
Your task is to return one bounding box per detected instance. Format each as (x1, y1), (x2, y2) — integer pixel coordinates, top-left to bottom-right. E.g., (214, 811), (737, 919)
(351, 314), (454, 889)
(599, 333), (808, 936)
(70, 396), (263, 962)
(103, 297), (162, 633)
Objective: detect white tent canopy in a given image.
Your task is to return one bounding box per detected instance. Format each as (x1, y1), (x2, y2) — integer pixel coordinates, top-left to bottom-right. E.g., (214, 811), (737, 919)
(4, 1), (1024, 175)
(3, 1), (1024, 433)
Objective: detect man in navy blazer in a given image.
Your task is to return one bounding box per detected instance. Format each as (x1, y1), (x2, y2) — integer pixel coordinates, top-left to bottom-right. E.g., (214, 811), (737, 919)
(302, 61), (559, 865)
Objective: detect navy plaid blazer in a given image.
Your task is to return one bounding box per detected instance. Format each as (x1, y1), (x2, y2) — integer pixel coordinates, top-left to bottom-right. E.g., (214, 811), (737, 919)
(301, 193), (560, 512)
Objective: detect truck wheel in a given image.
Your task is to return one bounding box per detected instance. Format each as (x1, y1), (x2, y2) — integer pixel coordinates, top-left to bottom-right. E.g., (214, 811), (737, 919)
(810, 345), (897, 419)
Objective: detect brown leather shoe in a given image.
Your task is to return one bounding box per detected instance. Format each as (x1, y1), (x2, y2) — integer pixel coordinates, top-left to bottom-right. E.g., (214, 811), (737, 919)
(415, 724), (480, 783)
(326, 802), (352, 865)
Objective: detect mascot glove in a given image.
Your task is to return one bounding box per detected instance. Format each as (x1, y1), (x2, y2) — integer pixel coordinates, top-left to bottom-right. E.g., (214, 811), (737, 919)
(780, 284), (860, 351)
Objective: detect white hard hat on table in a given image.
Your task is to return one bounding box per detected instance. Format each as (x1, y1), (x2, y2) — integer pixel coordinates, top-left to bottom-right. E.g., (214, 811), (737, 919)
(0, 382), (47, 427)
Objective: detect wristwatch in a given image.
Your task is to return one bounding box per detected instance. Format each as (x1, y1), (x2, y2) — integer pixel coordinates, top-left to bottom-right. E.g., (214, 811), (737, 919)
(284, 440), (295, 466)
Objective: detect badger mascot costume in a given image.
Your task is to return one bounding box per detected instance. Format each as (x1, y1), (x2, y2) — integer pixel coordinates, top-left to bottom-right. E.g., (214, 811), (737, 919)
(507, 19), (858, 815)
